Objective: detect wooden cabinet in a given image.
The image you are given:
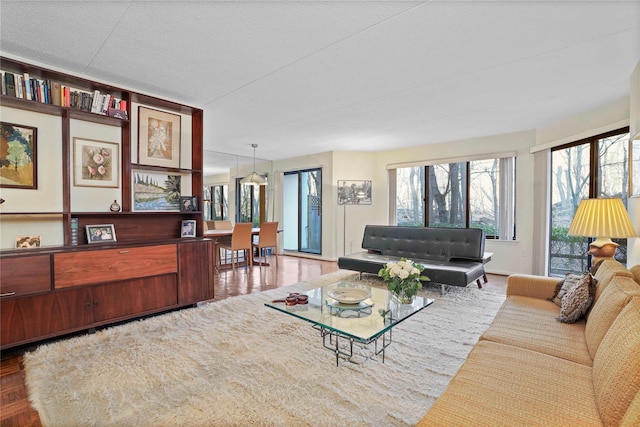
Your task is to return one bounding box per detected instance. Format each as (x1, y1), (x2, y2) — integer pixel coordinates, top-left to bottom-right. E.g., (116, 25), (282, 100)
(0, 240), (211, 349)
(178, 240), (213, 304)
(1, 287), (92, 347)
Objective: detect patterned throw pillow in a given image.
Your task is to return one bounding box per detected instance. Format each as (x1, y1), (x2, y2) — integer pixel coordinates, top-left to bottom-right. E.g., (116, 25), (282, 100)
(550, 273), (585, 307)
(557, 273), (597, 323)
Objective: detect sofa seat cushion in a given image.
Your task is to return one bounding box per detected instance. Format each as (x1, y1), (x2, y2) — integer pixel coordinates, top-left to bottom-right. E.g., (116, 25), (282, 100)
(417, 341), (601, 427)
(592, 297), (640, 427)
(337, 251), (484, 287)
(480, 296), (592, 365)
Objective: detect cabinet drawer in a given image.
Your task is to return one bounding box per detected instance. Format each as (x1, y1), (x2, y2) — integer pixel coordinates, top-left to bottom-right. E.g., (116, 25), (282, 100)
(54, 245), (177, 289)
(0, 255), (51, 298)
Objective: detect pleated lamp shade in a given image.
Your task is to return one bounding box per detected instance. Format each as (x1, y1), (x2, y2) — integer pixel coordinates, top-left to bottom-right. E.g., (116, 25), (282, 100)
(568, 198), (637, 249)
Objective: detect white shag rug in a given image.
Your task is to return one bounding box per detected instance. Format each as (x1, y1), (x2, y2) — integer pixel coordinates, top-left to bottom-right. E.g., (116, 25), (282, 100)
(24, 271), (505, 427)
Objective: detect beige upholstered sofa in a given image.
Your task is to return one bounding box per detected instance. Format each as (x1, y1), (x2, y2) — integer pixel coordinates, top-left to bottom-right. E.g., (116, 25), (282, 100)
(418, 260), (640, 426)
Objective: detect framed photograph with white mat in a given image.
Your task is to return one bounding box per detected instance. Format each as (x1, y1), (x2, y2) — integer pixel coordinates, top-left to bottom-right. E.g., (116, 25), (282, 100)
(73, 137), (119, 188)
(337, 180), (372, 205)
(138, 106), (181, 168)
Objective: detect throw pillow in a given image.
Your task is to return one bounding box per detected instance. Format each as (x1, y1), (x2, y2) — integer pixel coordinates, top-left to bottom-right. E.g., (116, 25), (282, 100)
(550, 273), (584, 307)
(590, 259), (605, 276)
(557, 273), (597, 323)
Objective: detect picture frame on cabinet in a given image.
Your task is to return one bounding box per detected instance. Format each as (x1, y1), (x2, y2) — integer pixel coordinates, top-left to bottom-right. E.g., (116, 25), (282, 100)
(337, 180), (372, 205)
(15, 235), (41, 249)
(0, 122), (37, 189)
(181, 220), (196, 238)
(138, 106), (181, 168)
(631, 138), (640, 197)
(180, 196), (197, 212)
(86, 224), (117, 244)
(132, 170), (182, 211)
(73, 137), (120, 188)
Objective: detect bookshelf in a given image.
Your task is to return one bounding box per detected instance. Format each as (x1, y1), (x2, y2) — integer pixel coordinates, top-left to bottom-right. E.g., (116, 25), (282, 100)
(0, 56), (212, 349)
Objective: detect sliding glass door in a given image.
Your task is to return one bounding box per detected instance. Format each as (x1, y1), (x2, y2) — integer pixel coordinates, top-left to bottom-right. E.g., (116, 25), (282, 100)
(283, 168), (322, 254)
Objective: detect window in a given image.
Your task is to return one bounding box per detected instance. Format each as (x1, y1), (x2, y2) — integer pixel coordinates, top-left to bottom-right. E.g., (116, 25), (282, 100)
(236, 179), (261, 226)
(203, 185), (228, 221)
(549, 128), (629, 276)
(394, 156), (516, 239)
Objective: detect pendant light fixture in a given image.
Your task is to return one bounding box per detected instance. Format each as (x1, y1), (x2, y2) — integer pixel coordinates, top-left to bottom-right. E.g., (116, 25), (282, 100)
(240, 143), (267, 186)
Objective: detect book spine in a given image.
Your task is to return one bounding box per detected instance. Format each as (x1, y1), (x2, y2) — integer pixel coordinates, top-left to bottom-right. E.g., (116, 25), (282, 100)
(5, 72), (17, 97)
(23, 73), (32, 100)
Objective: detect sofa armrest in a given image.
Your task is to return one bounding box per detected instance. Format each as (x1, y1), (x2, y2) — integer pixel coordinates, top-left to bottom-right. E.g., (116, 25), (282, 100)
(506, 274), (562, 300)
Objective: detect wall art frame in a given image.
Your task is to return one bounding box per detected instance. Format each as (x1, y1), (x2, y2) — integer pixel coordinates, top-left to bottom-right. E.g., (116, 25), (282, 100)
(0, 122), (37, 189)
(16, 235), (41, 249)
(86, 224), (117, 244)
(73, 137), (120, 188)
(181, 219), (196, 238)
(132, 170), (182, 211)
(180, 195), (197, 212)
(337, 180), (372, 205)
(138, 106), (181, 168)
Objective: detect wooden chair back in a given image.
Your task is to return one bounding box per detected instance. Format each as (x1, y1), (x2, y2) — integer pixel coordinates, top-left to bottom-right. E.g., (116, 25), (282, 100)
(230, 222), (253, 250)
(257, 222), (278, 248)
(214, 220), (233, 230)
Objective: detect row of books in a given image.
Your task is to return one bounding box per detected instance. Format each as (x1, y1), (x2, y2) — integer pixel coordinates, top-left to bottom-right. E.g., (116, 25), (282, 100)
(1, 70), (128, 120)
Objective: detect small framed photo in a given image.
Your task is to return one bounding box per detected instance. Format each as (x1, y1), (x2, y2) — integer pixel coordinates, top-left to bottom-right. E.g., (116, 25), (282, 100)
(1, 122), (37, 189)
(86, 224), (117, 244)
(16, 235), (41, 249)
(73, 137), (120, 188)
(138, 106), (181, 168)
(181, 220), (196, 238)
(180, 196), (197, 212)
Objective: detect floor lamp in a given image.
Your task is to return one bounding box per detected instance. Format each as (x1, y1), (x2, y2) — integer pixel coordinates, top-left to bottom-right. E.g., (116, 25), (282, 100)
(567, 198), (637, 258)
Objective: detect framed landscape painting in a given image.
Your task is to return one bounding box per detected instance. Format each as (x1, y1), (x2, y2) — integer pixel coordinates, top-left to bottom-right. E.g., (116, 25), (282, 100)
(138, 106), (181, 168)
(0, 122), (37, 189)
(73, 137), (119, 188)
(132, 170), (182, 211)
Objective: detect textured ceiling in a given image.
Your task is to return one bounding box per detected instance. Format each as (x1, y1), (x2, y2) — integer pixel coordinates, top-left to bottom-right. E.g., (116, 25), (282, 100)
(1, 1), (639, 174)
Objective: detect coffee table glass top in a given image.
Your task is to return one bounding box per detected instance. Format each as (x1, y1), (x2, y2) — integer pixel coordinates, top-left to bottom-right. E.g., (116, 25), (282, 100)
(265, 281), (434, 342)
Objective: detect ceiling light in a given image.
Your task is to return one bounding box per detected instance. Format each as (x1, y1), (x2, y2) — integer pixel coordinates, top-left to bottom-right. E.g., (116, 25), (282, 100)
(240, 144), (267, 186)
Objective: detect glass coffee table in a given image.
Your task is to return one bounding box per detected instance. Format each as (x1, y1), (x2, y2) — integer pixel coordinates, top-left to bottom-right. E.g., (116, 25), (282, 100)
(265, 281), (434, 366)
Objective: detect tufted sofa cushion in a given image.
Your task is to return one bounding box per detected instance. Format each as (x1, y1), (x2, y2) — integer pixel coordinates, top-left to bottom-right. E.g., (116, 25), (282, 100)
(361, 225), (485, 262)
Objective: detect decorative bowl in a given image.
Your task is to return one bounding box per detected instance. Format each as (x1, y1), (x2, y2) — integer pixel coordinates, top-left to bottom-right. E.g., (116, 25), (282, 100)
(327, 287), (371, 304)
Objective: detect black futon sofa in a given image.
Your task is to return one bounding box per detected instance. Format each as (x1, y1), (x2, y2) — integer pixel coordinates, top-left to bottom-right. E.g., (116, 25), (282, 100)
(338, 225), (486, 293)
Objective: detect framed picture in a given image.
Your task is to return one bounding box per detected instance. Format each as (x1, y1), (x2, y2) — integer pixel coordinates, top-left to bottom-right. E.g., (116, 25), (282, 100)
(337, 180), (372, 205)
(132, 170), (182, 211)
(180, 196), (197, 212)
(181, 220), (196, 238)
(73, 137), (120, 188)
(0, 122), (37, 189)
(631, 138), (640, 197)
(138, 106), (181, 168)
(16, 235), (41, 249)
(86, 224), (117, 244)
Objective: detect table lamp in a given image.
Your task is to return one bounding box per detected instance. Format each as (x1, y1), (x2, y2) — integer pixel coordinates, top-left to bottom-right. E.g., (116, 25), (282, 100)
(567, 198), (637, 257)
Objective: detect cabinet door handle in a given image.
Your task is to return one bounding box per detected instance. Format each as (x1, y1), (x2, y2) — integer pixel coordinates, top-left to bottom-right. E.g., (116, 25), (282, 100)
(119, 250), (130, 254)
(0, 292), (16, 297)
(85, 302), (92, 308)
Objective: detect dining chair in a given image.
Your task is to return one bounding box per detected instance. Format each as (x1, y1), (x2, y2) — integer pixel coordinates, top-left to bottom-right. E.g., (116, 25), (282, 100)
(252, 221), (279, 268)
(213, 220), (233, 230)
(218, 222), (253, 270)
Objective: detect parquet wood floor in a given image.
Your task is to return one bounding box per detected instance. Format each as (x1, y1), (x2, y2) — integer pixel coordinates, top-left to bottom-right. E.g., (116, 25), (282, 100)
(0, 255), (506, 426)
